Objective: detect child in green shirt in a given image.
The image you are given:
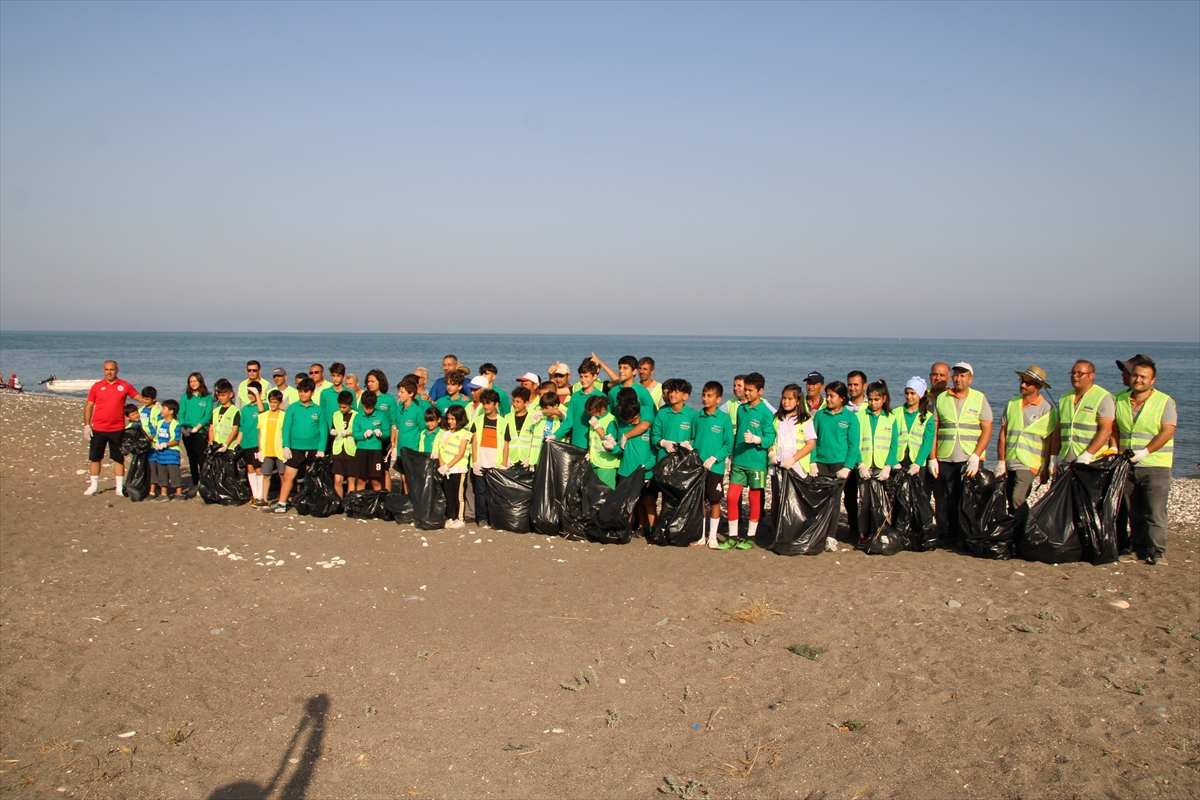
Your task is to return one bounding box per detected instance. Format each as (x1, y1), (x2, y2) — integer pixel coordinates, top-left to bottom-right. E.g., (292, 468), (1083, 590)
(585, 394), (621, 489)
(722, 372), (775, 549)
(694, 381), (734, 548)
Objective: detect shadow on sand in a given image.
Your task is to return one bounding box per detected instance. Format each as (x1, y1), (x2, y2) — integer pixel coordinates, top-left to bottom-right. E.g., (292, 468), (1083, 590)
(206, 694), (330, 800)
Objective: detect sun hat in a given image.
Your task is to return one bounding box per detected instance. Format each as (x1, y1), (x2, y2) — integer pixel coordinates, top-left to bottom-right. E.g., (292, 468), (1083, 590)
(1014, 365), (1050, 388)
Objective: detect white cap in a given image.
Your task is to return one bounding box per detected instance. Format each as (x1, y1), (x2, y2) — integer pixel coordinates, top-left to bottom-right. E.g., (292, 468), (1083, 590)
(518, 372), (540, 383)
(469, 376), (489, 389)
(952, 362), (973, 374)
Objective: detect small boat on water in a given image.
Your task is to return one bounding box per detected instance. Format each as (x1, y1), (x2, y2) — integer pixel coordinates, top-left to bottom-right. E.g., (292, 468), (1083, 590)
(39, 376), (95, 394)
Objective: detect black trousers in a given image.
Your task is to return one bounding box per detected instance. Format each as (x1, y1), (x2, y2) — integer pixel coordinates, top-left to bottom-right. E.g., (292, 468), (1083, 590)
(182, 431), (207, 486)
(843, 468), (859, 535)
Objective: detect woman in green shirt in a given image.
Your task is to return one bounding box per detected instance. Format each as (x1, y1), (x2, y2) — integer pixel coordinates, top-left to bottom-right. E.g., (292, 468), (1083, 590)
(811, 381), (861, 549)
(179, 372), (212, 487)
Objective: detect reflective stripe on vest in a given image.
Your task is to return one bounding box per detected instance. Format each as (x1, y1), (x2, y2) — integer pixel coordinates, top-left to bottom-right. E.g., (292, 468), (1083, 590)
(212, 405), (238, 444)
(857, 409), (896, 469)
(892, 407), (931, 463)
(332, 409), (357, 456)
(472, 414), (508, 464)
(1115, 390), (1174, 468)
(588, 413), (621, 469)
(648, 384), (663, 409)
(771, 416), (811, 473)
(935, 389), (985, 459)
(1058, 384), (1112, 459)
(1003, 397), (1054, 471)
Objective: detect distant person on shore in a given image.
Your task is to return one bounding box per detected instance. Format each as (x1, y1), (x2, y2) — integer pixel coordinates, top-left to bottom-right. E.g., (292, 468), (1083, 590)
(933, 363), (993, 545)
(236, 361), (262, 407)
(996, 366), (1056, 513)
(84, 361), (146, 496)
(180, 373), (212, 487)
(804, 372), (826, 413)
(428, 355), (460, 403)
(1115, 359), (1176, 566)
(638, 357), (663, 408)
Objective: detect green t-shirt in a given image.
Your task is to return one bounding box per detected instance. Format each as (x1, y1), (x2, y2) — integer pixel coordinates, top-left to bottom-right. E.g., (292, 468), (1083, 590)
(352, 409), (388, 451)
(650, 405), (700, 462)
(435, 395), (470, 414)
(694, 409), (734, 473)
(731, 400), (776, 470)
(617, 420), (655, 478)
(608, 381), (657, 427)
(393, 400), (427, 452)
(179, 393), (212, 429)
(240, 403), (262, 449)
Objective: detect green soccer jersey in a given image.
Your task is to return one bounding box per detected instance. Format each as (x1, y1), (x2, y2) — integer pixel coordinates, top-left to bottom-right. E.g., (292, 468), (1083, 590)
(731, 400), (776, 470)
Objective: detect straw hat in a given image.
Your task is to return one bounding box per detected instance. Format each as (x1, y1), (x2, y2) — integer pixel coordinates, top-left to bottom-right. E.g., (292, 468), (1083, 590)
(1015, 365), (1050, 388)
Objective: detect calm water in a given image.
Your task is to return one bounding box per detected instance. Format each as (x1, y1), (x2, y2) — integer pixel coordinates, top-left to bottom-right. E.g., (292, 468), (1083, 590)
(2, 331), (1196, 476)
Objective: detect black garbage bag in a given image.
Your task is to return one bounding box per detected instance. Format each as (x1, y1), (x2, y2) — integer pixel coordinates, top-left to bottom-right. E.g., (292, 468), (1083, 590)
(385, 492), (414, 524)
(343, 490), (393, 520)
(562, 462), (613, 540)
(958, 470), (1018, 560)
(119, 426), (153, 502)
(940, 461), (971, 547)
(651, 449), (706, 546)
(531, 439), (588, 535)
(586, 468), (645, 544)
(1021, 455), (1129, 565)
(291, 455), (342, 517)
(399, 448), (445, 530)
(862, 478), (903, 556)
(887, 471), (938, 551)
(484, 464), (536, 533)
(772, 471), (843, 556)
(197, 444), (253, 506)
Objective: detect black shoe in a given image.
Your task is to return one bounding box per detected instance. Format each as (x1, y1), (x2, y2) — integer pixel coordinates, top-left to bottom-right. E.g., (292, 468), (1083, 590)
(1145, 551), (1157, 565)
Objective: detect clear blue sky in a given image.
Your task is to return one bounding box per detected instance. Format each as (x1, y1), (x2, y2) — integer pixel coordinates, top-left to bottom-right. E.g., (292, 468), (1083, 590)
(2, 1), (1197, 340)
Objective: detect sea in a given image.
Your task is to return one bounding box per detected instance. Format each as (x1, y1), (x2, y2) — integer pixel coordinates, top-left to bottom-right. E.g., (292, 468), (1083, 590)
(1, 332), (1196, 477)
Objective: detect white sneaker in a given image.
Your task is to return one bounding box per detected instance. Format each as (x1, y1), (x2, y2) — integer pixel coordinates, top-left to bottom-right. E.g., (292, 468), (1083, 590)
(707, 535), (719, 550)
(825, 536), (839, 552)
(446, 519), (463, 529)
(83, 484), (98, 496)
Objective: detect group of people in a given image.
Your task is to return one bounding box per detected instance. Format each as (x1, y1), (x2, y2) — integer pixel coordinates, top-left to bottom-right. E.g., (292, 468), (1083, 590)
(80, 350), (1178, 563)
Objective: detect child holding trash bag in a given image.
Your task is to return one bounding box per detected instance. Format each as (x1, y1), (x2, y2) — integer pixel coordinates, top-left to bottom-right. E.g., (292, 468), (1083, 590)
(585, 394), (621, 489)
(694, 382), (734, 548)
(893, 378), (935, 475)
(856, 380), (900, 544)
(438, 405), (471, 529)
(353, 390), (389, 491)
(469, 389), (509, 526)
(419, 406), (444, 453)
(770, 383), (817, 476)
(614, 388), (656, 533)
(330, 391), (360, 498)
(208, 380), (241, 454)
(811, 381), (861, 551)
(239, 381), (267, 505)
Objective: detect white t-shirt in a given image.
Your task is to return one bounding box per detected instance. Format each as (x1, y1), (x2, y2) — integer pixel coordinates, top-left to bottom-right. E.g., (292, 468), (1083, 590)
(776, 416), (817, 475)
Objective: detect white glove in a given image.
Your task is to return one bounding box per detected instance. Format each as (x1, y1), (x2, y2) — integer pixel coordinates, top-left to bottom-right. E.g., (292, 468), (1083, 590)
(994, 461), (1007, 477)
(660, 440), (677, 453)
(255, 451), (262, 461)
(529, 410), (544, 424)
(769, 450), (780, 465)
(316, 451), (325, 458)
(703, 456), (717, 470)
(1076, 450), (1094, 466)
(437, 465), (449, 476)
(330, 428), (339, 436)
(1131, 448), (1149, 464)
(878, 465), (891, 481)
(966, 454), (981, 477)
(743, 432), (762, 444)
(154, 442), (165, 450)
(908, 463), (921, 476)
(588, 416), (603, 431)
(472, 464), (483, 476)
(680, 440), (693, 451)
(1049, 455), (1058, 475)
(808, 463), (819, 478)
(857, 464), (872, 480)
(781, 456), (796, 470)
(836, 467), (851, 480)
(282, 447), (292, 460)
(603, 435), (616, 451)
(83, 425), (93, 441)
(217, 444), (228, 453)
(927, 458), (939, 478)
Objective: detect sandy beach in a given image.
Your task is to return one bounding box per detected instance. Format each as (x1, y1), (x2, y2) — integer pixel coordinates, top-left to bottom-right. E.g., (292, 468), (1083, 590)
(1, 393), (1197, 799)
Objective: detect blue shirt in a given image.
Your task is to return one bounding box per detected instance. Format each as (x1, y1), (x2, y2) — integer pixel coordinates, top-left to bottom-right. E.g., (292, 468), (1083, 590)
(151, 419), (182, 465)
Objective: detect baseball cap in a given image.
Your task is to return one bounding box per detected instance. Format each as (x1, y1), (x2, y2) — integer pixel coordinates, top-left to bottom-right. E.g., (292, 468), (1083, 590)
(1116, 353), (1154, 374)
(951, 362), (974, 374)
(804, 371), (824, 384)
(550, 363), (570, 376)
(469, 376), (489, 389)
(518, 372), (540, 384)
(272, 367), (287, 377)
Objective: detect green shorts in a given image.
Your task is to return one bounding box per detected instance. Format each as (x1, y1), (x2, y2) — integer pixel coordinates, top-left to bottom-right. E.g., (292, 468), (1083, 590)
(729, 465), (766, 489)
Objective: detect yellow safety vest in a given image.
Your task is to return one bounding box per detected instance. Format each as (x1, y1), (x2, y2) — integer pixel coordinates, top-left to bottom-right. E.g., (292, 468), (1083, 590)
(1003, 397), (1056, 471)
(857, 409), (896, 469)
(418, 427), (442, 454)
(771, 416), (812, 473)
(331, 409), (357, 456)
(935, 389), (986, 460)
(438, 428), (471, 469)
(892, 407), (931, 464)
(211, 405), (238, 445)
(1114, 389), (1174, 468)
(471, 413), (511, 464)
(588, 413), (621, 469)
(1058, 384), (1114, 459)
(647, 383), (663, 409)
